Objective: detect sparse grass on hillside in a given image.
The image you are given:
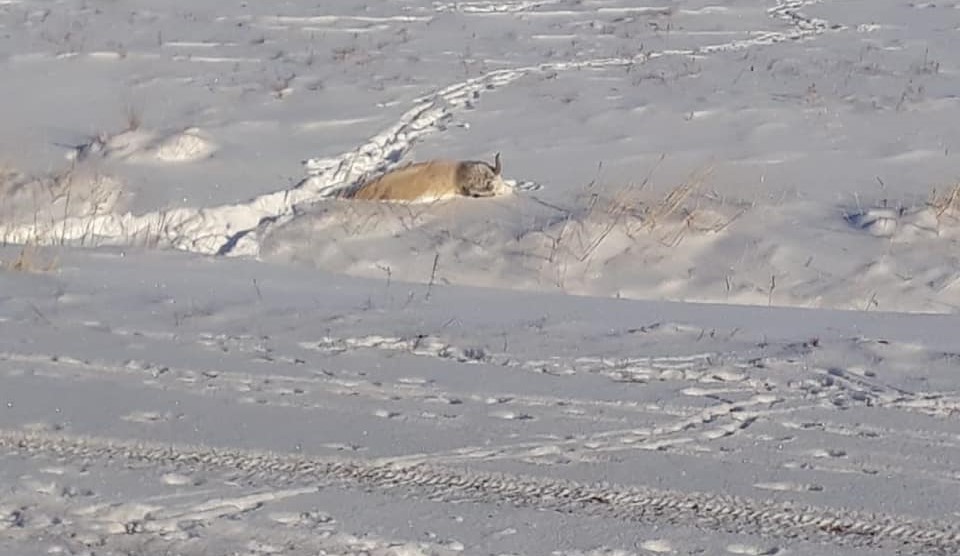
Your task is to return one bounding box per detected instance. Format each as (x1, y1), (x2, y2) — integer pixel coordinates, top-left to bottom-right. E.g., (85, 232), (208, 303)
(0, 158), (127, 248)
(541, 163), (733, 262)
(929, 182), (960, 220)
(505, 163), (747, 290)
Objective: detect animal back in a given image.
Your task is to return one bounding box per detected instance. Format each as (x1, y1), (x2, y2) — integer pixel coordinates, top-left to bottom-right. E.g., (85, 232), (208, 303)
(351, 161), (461, 202)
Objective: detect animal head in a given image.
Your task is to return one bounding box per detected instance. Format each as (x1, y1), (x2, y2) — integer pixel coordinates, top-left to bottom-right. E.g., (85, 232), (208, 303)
(456, 153), (511, 198)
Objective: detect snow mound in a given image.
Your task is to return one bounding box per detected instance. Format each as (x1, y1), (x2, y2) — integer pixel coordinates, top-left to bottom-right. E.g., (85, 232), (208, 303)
(845, 196), (959, 243)
(845, 208), (901, 238)
(68, 127), (217, 165)
(150, 127), (217, 162)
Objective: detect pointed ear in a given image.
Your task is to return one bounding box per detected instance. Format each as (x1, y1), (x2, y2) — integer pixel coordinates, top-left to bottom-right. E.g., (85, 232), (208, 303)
(493, 152), (502, 175)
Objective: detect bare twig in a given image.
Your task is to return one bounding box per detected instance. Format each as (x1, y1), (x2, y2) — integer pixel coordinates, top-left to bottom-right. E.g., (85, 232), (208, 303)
(425, 252), (440, 300)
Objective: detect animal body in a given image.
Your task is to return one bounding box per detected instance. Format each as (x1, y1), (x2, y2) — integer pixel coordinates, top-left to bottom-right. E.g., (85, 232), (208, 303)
(349, 153), (510, 202)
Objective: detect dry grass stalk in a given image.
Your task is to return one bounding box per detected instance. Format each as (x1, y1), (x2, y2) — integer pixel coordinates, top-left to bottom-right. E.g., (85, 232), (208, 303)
(537, 164), (720, 264)
(928, 182), (960, 219)
(640, 165), (713, 232)
(5, 243), (59, 273)
(618, 165), (714, 247)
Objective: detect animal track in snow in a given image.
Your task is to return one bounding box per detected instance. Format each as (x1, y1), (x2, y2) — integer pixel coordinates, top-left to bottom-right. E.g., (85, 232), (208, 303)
(753, 481), (824, 493)
(301, 333), (743, 383)
(432, 0), (566, 14)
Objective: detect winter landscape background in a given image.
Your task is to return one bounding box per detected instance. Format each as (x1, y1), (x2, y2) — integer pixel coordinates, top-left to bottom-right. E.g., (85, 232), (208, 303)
(2, 0), (960, 554)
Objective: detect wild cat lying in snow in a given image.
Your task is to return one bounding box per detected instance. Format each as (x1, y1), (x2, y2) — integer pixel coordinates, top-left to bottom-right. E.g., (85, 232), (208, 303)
(348, 153), (511, 202)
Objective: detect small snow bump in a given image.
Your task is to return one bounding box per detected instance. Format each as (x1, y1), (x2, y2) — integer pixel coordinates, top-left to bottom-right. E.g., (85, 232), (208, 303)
(161, 473), (193, 486)
(726, 544), (780, 555)
(640, 539), (674, 553)
(489, 410), (534, 421)
(151, 128), (217, 162)
(845, 208), (899, 237)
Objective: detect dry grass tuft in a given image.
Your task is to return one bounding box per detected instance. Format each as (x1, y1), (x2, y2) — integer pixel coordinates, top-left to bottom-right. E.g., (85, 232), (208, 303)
(582, 164), (724, 249)
(4, 243), (59, 273)
(928, 182), (960, 220)
(511, 162), (742, 290)
(634, 165), (718, 244)
(528, 163), (732, 270)
(125, 105), (144, 132)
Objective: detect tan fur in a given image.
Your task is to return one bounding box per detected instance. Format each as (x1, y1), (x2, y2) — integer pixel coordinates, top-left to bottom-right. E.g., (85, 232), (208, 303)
(350, 161), (463, 202)
(349, 154), (509, 202)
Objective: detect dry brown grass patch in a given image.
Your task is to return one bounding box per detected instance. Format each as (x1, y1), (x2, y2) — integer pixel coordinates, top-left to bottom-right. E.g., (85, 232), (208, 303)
(3, 243), (59, 273)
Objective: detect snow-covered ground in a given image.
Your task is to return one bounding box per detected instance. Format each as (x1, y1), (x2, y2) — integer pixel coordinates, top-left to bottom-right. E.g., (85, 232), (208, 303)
(2, 0), (960, 554)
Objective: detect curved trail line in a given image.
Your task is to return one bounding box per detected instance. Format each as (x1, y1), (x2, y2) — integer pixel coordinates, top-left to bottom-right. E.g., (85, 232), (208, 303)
(0, 428), (957, 555)
(301, 0), (833, 184)
(0, 1), (838, 258)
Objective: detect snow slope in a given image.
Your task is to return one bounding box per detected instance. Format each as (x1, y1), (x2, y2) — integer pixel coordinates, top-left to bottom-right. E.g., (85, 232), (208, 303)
(2, 0), (959, 311)
(2, 0), (960, 554)
(2, 247), (960, 555)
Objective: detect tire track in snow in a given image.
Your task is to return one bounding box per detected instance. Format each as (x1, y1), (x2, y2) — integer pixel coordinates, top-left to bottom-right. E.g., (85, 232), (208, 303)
(0, 0), (840, 258)
(0, 427), (957, 555)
